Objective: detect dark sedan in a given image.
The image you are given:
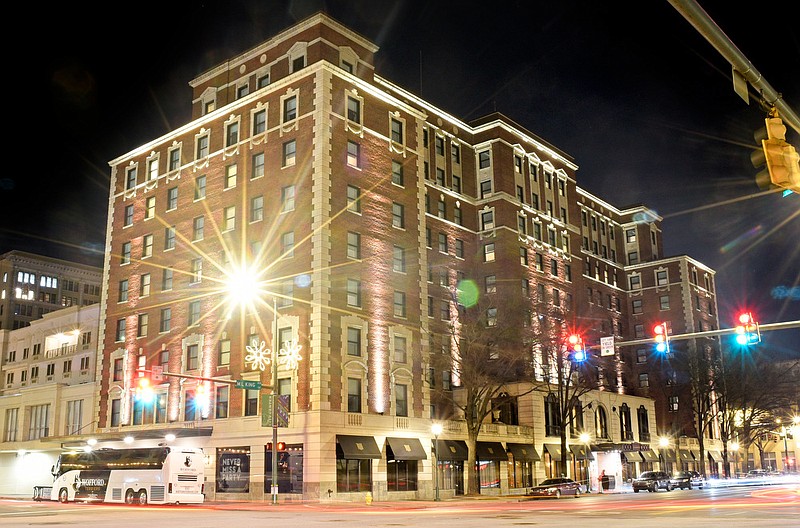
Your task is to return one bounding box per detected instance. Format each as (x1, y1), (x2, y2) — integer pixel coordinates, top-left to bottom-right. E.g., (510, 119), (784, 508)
(527, 478), (582, 498)
(632, 470), (673, 492)
(670, 470), (705, 490)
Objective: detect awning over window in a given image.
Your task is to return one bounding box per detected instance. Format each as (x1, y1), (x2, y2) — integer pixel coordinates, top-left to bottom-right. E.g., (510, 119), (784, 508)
(386, 437), (427, 460)
(677, 449), (693, 461)
(543, 443), (563, 461)
(476, 441), (508, 461)
(640, 450), (660, 462)
(435, 439), (468, 461)
(707, 450), (723, 462)
(663, 448), (676, 461)
(506, 443), (541, 462)
(569, 445), (594, 461)
(622, 451), (643, 463)
(690, 450), (701, 460)
(336, 435), (381, 460)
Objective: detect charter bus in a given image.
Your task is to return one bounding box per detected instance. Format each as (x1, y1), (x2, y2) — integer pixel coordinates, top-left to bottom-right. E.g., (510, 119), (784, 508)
(48, 446), (205, 505)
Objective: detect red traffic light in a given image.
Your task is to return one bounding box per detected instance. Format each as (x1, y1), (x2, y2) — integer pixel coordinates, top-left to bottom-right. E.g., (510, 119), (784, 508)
(266, 442), (286, 451)
(653, 323), (670, 353)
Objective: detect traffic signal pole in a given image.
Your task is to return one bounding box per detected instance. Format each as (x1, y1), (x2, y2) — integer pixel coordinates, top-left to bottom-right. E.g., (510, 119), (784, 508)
(608, 319), (800, 348)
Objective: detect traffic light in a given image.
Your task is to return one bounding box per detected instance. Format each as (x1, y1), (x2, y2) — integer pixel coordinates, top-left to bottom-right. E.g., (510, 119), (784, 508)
(653, 323), (670, 353)
(751, 114), (800, 194)
(135, 374), (154, 403)
(734, 312), (761, 345)
(567, 334), (587, 362)
(266, 442), (286, 451)
(195, 382), (211, 416)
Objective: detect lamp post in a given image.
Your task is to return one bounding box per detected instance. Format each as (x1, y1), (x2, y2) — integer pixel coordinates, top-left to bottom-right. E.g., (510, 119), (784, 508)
(658, 436), (670, 473)
(432, 423), (442, 501)
(579, 432), (591, 492)
(271, 297), (279, 505)
(730, 441), (740, 477)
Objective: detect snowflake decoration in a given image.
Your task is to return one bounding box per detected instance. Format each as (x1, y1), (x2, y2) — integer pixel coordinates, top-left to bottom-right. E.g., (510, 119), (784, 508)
(245, 340), (273, 372)
(279, 339), (303, 370)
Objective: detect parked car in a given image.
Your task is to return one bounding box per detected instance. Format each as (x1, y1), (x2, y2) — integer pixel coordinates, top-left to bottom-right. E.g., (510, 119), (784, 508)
(632, 471), (673, 492)
(527, 478), (582, 498)
(670, 470), (705, 490)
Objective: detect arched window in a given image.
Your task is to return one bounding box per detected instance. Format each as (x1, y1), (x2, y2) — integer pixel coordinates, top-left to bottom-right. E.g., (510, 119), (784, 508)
(620, 403), (633, 440)
(545, 394), (561, 436)
(595, 407), (608, 439)
(637, 405), (650, 441)
(572, 400), (584, 437)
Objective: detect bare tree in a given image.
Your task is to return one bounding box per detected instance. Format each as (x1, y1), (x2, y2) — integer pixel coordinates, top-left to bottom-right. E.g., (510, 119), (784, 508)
(530, 301), (597, 479)
(429, 287), (536, 495)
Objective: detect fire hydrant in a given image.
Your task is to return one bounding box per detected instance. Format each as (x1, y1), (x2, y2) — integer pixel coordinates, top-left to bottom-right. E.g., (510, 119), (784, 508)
(365, 491), (373, 505)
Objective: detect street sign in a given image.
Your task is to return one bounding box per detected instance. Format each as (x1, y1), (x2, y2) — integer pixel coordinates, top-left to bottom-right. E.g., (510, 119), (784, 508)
(261, 394), (273, 427)
(276, 395), (290, 427)
(600, 336), (615, 357)
(151, 365), (163, 382)
(235, 379), (262, 390)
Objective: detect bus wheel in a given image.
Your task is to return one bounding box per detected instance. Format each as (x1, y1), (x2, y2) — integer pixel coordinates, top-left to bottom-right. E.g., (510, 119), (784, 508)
(59, 488), (69, 503)
(125, 489), (135, 504)
(137, 490), (148, 505)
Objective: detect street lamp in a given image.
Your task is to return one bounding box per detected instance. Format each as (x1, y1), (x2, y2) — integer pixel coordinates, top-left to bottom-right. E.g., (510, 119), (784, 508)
(659, 436), (670, 472)
(432, 423), (443, 501)
(579, 432), (591, 492)
(731, 441), (740, 476)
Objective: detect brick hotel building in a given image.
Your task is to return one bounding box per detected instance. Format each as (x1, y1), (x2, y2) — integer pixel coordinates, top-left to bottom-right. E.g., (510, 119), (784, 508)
(92, 12), (722, 501)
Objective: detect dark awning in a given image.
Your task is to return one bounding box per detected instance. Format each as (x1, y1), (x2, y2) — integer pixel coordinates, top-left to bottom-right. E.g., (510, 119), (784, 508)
(543, 443), (562, 461)
(677, 449), (693, 462)
(622, 451), (643, 462)
(435, 439), (468, 461)
(569, 445), (594, 461)
(336, 435), (381, 459)
(641, 450), (660, 462)
(707, 450), (723, 462)
(663, 448), (676, 461)
(506, 443), (541, 462)
(476, 441), (508, 461)
(690, 450), (701, 460)
(386, 437), (427, 460)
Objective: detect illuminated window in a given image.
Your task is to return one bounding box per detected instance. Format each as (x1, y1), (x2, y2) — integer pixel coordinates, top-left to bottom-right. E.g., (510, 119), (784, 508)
(115, 319), (126, 342)
(347, 140), (360, 168)
(218, 339), (230, 366)
(190, 258), (202, 283)
(224, 206), (236, 231)
(140, 273), (150, 296)
(281, 185), (295, 212)
(394, 336), (407, 363)
(347, 279), (361, 308)
(137, 314), (148, 337)
(142, 234), (153, 258)
(639, 373), (650, 388)
(225, 164), (237, 189)
(194, 175), (206, 200)
(485, 275), (496, 293)
(193, 216), (204, 240)
(483, 243), (495, 262)
(519, 247), (528, 266)
(486, 307), (497, 327)
(669, 396), (679, 412)
(282, 140), (296, 167)
(252, 152), (265, 179)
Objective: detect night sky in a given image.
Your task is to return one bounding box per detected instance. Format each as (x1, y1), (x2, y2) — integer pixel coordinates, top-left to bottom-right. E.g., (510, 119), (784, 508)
(3, 1), (798, 353)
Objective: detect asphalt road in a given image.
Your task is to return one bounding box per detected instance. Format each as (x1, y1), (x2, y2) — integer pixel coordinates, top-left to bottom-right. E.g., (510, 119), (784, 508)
(2, 484), (798, 527)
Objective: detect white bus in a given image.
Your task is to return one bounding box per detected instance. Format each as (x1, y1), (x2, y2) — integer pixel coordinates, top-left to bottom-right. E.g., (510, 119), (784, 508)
(48, 446), (205, 505)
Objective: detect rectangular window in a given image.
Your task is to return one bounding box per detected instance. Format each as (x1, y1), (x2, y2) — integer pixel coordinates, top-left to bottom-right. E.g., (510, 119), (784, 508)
(478, 150), (490, 168)
(190, 258), (203, 283)
(140, 273), (151, 296)
(347, 327), (361, 356)
(216, 386), (229, 419)
(124, 205), (134, 227)
(395, 384), (408, 417)
(347, 185), (361, 213)
(392, 202), (405, 228)
(637, 348), (647, 363)
(455, 239), (464, 258)
(162, 268), (173, 291)
(167, 186), (178, 210)
(435, 136), (444, 155)
(438, 233), (448, 253)
(160, 308), (171, 333)
(392, 160), (404, 186)
(632, 299), (643, 314)
(116, 319), (126, 342)
(244, 389), (259, 416)
(393, 291), (406, 318)
(250, 195), (264, 222)
(282, 140), (296, 167)
(126, 167), (137, 190)
(164, 226), (176, 250)
(281, 185), (295, 212)
(3, 408), (18, 442)
(253, 110), (266, 135)
(226, 122), (239, 146)
(484, 243), (495, 262)
(656, 270), (668, 286)
(224, 206), (236, 231)
(225, 164), (237, 189)
(121, 242), (131, 264)
(347, 96), (361, 122)
(669, 396), (679, 412)
(137, 313), (148, 337)
(142, 234), (153, 258)
(629, 275), (641, 289)
(452, 174), (461, 194)
(393, 246), (406, 272)
(186, 344), (199, 370)
(188, 300), (201, 326)
(347, 378), (362, 413)
(168, 148), (181, 171)
(194, 175), (206, 200)
(481, 210), (494, 230)
(196, 135), (209, 159)
(193, 216), (204, 240)
(390, 118), (403, 144)
(281, 231), (294, 258)
(480, 180), (492, 198)
(252, 152), (265, 179)
(347, 140), (360, 167)
(394, 336), (407, 363)
(118, 279), (129, 302)
(283, 95), (297, 122)
(218, 339), (231, 366)
(28, 404), (50, 440)
(347, 279), (361, 307)
(660, 295), (670, 310)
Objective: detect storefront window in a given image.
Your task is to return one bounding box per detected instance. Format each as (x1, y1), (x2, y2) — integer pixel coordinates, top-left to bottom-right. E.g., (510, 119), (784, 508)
(265, 443), (304, 493)
(216, 446), (250, 493)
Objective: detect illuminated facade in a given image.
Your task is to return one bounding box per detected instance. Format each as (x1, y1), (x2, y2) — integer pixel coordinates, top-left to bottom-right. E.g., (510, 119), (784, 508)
(91, 12), (726, 501)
